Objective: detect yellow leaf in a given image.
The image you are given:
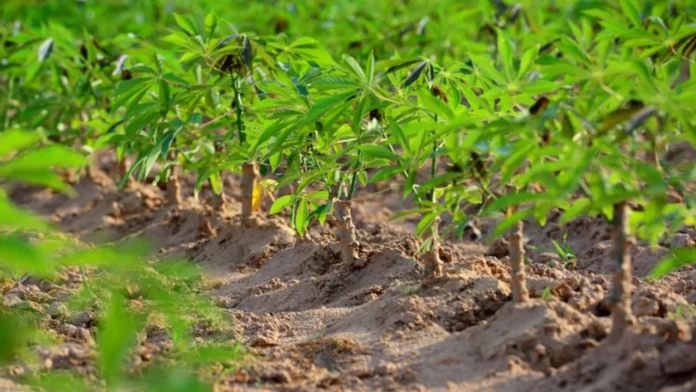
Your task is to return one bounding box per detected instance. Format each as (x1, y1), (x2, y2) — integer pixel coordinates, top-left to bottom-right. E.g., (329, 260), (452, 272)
(251, 182), (263, 212)
(251, 179), (278, 212)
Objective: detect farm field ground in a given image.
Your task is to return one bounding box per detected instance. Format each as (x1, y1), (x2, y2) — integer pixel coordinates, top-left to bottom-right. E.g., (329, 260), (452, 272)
(4, 149), (695, 392)
(4, 1), (696, 391)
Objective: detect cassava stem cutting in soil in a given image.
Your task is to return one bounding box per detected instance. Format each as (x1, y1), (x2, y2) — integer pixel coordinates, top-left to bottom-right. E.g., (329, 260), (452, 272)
(608, 201), (637, 342)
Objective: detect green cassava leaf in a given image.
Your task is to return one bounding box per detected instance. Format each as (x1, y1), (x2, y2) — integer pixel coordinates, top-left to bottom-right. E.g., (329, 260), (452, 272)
(651, 247), (696, 278)
(295, 199), (309, 236)
(38, 38), (53, 62)
(270, 195), (295, 214)
(357, 145), (403, 162)
(173, 13), (199, 36)
(301, 91), (356, 127)
(403, 61), (428, 88)
(0, 129), (43, 158)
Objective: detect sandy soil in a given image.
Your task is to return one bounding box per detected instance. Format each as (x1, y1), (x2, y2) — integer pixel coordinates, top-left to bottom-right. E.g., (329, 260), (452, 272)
(3, 152), (696, 392)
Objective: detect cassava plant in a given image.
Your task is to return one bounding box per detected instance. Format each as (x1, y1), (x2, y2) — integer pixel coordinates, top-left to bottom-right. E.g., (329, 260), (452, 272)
(4, 6), (696, 392)
(268, 51), (391, 266)
(484, 0), (696, 337)
(106, 13), (335, 225)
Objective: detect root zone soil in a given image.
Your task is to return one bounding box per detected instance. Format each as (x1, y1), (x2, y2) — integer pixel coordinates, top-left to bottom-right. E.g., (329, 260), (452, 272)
(5, 155), (696, 392)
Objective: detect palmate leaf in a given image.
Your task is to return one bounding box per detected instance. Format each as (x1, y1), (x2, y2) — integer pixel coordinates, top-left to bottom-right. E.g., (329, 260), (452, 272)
(241, 35), (253, 67)
(0, 145), (85, 193)
(483, 192), (546, 216)
(3, 170), (76, 195)
(597, 100), (646, 134)
(388, 122), (411, 156)
(294, 199), (309, 236)
(357, 144), (403, 163)
(368, 167), (402, 183)
(491, 208), (535, 238)
(379, 58), (422, 75)
(0, 195), (50, 232)
(390, 208), (431, 221)
(470, 54), (506, 85)
(270, 194), (295, 215)
(162, 31), (201, 53)
(301, 91), (356, 127)
(308, 203), (331, 225)
(204, 12), (219, 41)
(37, 38), (53, 62)
(418, 172), (461, 196)
(209, 171), (223, 195)
(619, 0), (642, 27)
(311, 75), (361, 90)
(517, 46), (539, 80)
(0, 235), (54, 277)
(0, 129), (43, 158)
(416, 211), (439, 237)
(173, 13), (199, 37)
(403, 61), (428, 88)
(366, 50), (375, 85)
(651, 247), (696, 278)
(253, 121), (294, 155)
(418, 90), (454, 119)
(496, 29), (514, 81)
(342, 54), (367, 83)
(675, 33), (696, 58)
(288, 38), (335, 66)
(213, 34), (239, 51)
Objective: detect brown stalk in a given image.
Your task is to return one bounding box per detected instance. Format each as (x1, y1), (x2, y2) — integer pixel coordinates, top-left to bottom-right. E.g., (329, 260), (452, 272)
(423, 216), (443, 281)
(508, 211), (529, 303)
(165, 151), (181, 205)
(607, 201), (636, 342)
(334, 199), (362, 268)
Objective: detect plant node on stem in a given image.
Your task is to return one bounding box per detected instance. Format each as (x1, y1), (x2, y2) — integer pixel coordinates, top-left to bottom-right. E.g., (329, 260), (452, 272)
(508, 215), (529, 303)
(241, 162), (258, 226)
(608, 201), (637, 343)
(334, 199), (363, 268)
(423, 216), (443, 282)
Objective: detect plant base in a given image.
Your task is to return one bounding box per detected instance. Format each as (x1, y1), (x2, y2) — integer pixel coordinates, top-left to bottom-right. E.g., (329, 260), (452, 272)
(334, 200), (362, 268)
(423, 217), (444, 281)
(210, 191), (226, 212)
(608, 201), (637, 343)
(422, 245), (443, 281)
(508, 220), (529, 303)
(166, 169), (182, 206)
(198, 216), (216, 239)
